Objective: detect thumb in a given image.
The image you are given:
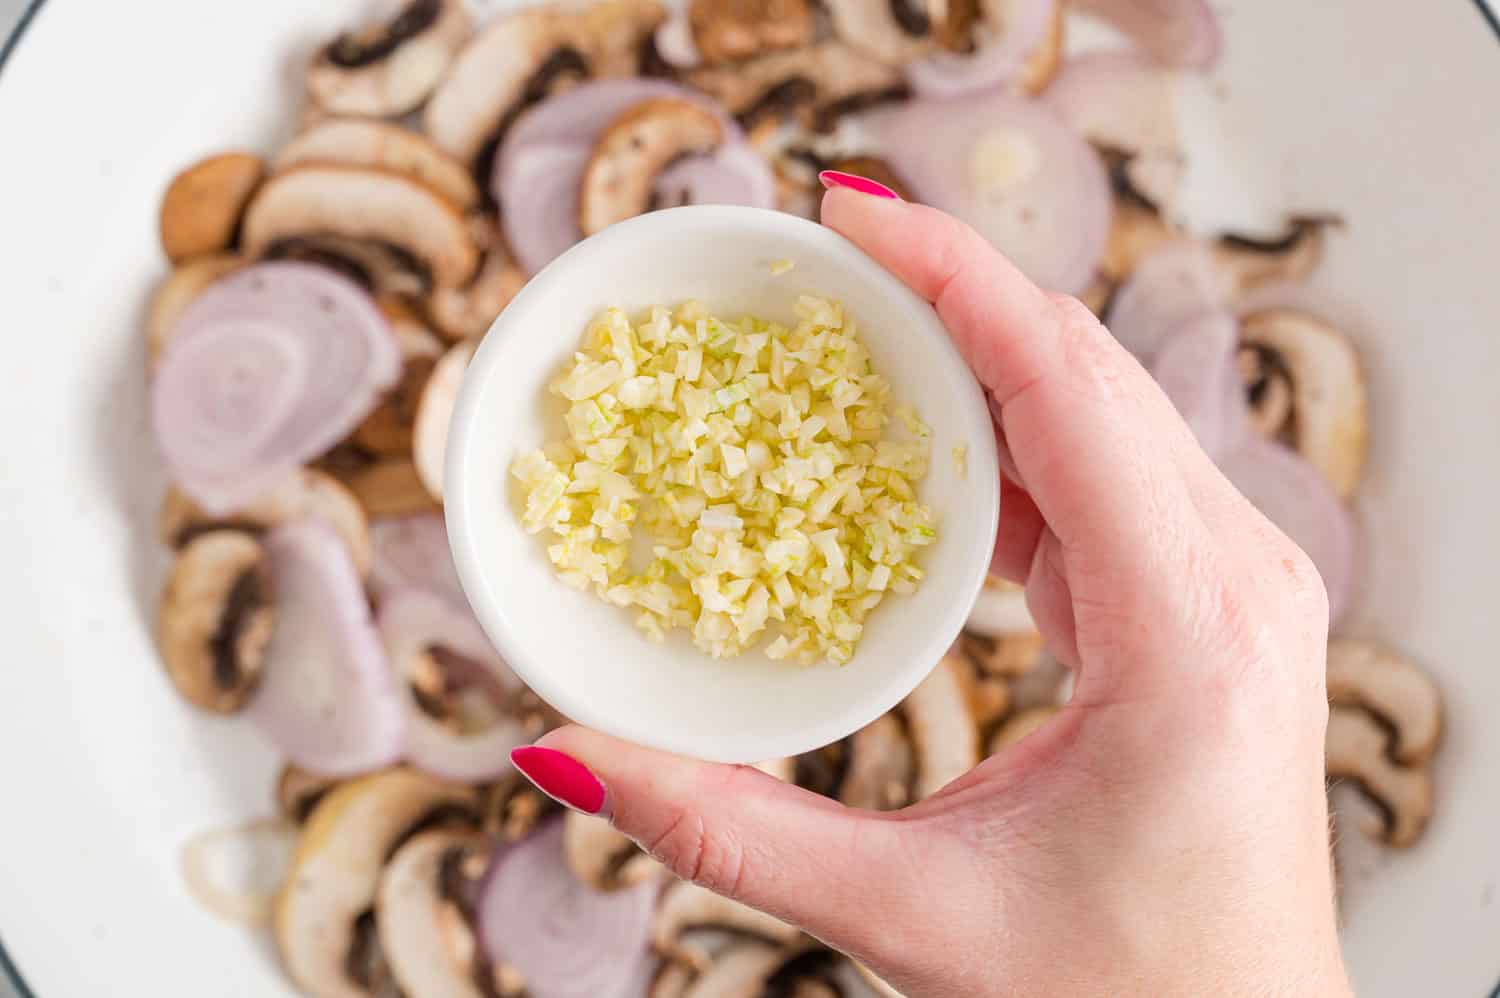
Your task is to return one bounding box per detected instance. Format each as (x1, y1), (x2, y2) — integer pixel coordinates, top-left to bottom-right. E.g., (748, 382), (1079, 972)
(511, 725), (916, 956)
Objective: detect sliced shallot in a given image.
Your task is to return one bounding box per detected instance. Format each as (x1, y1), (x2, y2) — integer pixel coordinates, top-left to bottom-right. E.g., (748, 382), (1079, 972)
(369, 512), (468, 607)
(1220, 437), (1359, 628)
(1149, 311), (1248, 460)
(379, 588), (528, 782)
(494, 80), (774, 275)
(477, 821), (657, 998)
(247, 520), (404, 776)
(1068, 0), (1221, 70)
(151, 262), (400, 514)
(863, 93), (1111, 295)
(1104, 239), (1224, 363)
(907, 0), (1056, 98)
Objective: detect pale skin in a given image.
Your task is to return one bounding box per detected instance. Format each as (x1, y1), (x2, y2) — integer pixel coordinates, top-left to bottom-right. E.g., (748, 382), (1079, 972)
(532, 190), (1351, 997)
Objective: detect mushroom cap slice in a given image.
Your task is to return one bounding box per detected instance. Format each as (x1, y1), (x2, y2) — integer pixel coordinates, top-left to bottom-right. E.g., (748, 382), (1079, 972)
(427, 247), (527, 341)
(839, 712), (916, 810)
(274, 768), (475, 998)
(823, 0), (946, 65)
(902, 652), (981, 798)
(159, 153), (265, 263)
(1100, 188), (1179, 285)
(242, 164), (479, 290)
(307, 0), (472, 117)
(376, 828), (489, 998)
(160, 468), (372, 576)
(1238, 308), (1367, 499)
(682, 940), (785, 998)
(686, 41), (905, 130)
(424, 0), (667, 165)
(962, 630), (1044, 677)
(1212, 218), (1328, 296)
(579, 99), (726, 236)
(564, 812), (663, 891)
(276, 765), (341, 824)
(1326, 639), (1442, 766)
(276, 118), (481, 211)
(157, 530), (274, 713)
(650, 880), (800, 962)
(414, 338), (477, 501)
(690, 0), (816, 64)
(146, 253), (246, 369)
(1325, 706), (1433, 848)
(988, 705), (1059, 755)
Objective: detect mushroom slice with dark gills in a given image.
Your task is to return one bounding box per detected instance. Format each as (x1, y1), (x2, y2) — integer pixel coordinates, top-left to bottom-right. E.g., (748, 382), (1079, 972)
(1212, 217), (1330, 297)
(650, 879), (800, 968)
(688, 0), (815, 65)
(242, 165), (480, 291)
(378, 587), (541, 782)
(1237, 307), (1367, 498)
(307, 0), (472, 117)
(157, 529), (275, 713)
(158, 152), (265, 263)
(796, 652), (979, 810)
(906, 0), (1062, 98)
(685, 41), (907, 133)
(822, 0), (951, 65)
(656, 941), (848, 998)
(424, 0), (667, 167)
(275, 767), (476, 998)
(376, 828), (493, 998)
(1326, 639), (1442, 767)
(277, 765), (342, 825)
(1325, 705), (1433, 848)
(563, 812), (664, 892)
(276, 118), (482, 212)
(160, 468), (372, 576)
(426, 245), (527, 341)
(578, 98), (725, 235)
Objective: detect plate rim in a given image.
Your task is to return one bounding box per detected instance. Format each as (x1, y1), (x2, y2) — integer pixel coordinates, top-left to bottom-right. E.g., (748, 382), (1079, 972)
(0, 1), (1496, 997)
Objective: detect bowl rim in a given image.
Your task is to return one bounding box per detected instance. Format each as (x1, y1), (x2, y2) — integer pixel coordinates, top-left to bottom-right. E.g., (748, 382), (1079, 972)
(444, 203), (1000, 763)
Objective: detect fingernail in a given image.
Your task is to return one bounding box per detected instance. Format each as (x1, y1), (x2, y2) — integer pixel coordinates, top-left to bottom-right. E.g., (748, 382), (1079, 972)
(511, 746), (609, 816)
(819, 169), (900, 200)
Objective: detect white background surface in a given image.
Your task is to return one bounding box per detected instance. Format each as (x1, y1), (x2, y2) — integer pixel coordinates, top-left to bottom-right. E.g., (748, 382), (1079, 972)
(0, 1), (1498, 997)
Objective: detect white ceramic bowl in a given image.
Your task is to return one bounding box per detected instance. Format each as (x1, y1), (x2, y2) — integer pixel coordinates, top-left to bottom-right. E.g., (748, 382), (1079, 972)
(445, 205), (1000, 763)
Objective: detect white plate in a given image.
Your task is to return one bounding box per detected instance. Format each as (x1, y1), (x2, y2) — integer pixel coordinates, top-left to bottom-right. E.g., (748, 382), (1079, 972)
(0, 1), (1497, 996)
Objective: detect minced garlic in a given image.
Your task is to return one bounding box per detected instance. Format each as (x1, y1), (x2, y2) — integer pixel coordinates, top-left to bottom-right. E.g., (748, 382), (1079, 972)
(511, 297), (936, 664)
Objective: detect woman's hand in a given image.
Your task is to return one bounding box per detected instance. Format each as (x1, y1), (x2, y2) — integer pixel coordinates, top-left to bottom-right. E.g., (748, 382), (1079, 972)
(510, 188), (1349, 997)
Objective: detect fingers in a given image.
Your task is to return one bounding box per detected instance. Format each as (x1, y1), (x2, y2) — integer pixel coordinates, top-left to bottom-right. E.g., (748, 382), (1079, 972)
(522, 726), (918, 958)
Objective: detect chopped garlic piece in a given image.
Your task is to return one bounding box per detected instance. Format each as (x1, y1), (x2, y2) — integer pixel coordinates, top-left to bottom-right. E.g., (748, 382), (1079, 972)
(511, 298), (936, 663)
(769, 258), (795, 275)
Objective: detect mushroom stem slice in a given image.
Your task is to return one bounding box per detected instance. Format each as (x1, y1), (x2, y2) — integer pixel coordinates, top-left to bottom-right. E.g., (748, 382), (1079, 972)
(157, 530), (275, 713)
(159, 153), (265, 263)
(579, 99), (725, 237)
(1326, 639), (1443, 766)
(1325, 706), (1433, 848)
(241, 164), (479, 290)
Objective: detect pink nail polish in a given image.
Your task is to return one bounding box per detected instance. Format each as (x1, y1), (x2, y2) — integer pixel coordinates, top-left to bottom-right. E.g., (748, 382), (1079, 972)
(819, 169), (900, 200)
(511, 746), (608, 816)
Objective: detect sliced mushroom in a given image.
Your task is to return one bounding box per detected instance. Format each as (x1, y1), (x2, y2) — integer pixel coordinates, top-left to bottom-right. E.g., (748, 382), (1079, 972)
(352, 307), (445, 457)
(1325, 705), (1433, 848)
(376, 828), (490, 998)
(948, 650), (1012, 728)
(650, 880), (800, 967)
(689, 0), (815, 64)
(180, 816), (299, 927)
(1326, 639), (1442, 766)
(340, 456), (443, 516)
(838, 713), (915, 810)
(424, 0), (667, 165)
(903, 652), (982, 798)
(1237, 308), (1367, 499)
(306, 0), (472, 117)
(686, 41), (906, 132)
(961, 630), (1044, 677)
(159, 153), (265, 263)
(160, 468), (372, 575)
(426, 247), (526, 341)
(1212, 218), (1330, 296)
(241, 165), (479, 290)
(414, 338), (477, 502)
(1017, 0), (1065, 94)
(479, 772), (560, 842)
(262, 233), (431, 299)
(157, 530), (275, 713)
(672, 943), (845, 998)
(276, 765), (341, 824)
(146, 252), (246, 367)
(579, 99), (725, 236)
(965, 574), (1035, 637)
(823, 0), (948, 65)
(988, 705), (1059, 755)
(276, 118), (481, 211)
(1100, 186), (1179, 285)
(275, 768), (475, 998)
(563, 812), (662, 891)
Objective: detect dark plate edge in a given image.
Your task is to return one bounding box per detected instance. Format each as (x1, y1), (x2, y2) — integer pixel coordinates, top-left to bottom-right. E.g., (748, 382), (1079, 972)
(0, 0), (1497, 997)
